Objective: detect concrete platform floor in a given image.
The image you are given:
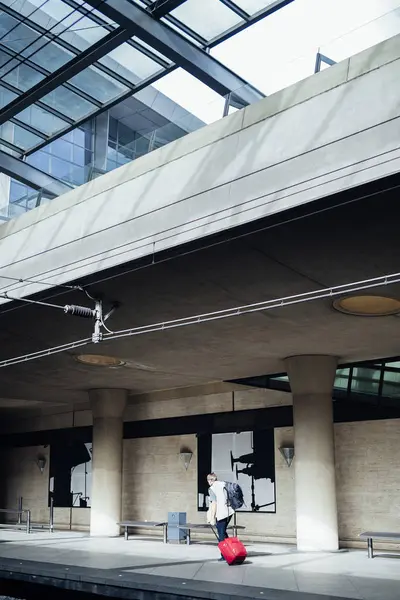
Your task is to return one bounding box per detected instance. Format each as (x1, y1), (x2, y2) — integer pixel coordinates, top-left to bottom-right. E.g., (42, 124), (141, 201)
(0, 530), (399, 600)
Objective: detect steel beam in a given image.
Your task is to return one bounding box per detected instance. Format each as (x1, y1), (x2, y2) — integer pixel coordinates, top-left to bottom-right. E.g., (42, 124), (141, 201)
(219, 0), (250, 21)
(0, 28), (132, 126)
(148, 0), (188, 18)
(84, 0), (264, 105)
(0, 151), (72, 198)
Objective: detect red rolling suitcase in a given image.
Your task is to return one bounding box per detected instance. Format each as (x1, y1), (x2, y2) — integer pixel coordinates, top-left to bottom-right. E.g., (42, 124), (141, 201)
(218, 536), (247, 565)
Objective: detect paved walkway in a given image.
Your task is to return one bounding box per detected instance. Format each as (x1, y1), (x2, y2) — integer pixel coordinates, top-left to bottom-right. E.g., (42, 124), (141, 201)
(0, 530), (398, 600)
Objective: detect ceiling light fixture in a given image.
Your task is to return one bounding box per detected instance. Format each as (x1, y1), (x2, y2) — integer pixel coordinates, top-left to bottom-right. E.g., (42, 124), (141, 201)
(75, 354), (125, 367)
(333, 295), (400, 317)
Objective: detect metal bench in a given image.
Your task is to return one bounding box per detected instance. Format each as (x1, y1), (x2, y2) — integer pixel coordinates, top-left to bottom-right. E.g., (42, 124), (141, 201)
(0, 508), (31, 534)
(177, 523), (245, 545)
(118, 520), (167, 543)
(360, 531), (400, 558)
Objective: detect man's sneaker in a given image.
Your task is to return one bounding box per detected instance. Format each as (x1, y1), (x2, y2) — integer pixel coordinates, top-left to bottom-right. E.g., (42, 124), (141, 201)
(218, 557), (225, 562)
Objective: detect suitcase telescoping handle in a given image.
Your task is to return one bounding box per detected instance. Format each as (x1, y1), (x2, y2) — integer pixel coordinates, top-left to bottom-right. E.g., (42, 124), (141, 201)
(210, 525), (219, 541)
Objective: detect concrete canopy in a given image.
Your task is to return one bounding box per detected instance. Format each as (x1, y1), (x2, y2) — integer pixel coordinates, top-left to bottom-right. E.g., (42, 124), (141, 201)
(0, 175), (399, 411)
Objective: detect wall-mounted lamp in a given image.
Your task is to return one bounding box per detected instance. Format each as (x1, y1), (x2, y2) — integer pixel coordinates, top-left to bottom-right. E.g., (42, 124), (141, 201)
(36, 455), (46, 474)
(179, 450), (193, 471)
(279, 446), (294, 468)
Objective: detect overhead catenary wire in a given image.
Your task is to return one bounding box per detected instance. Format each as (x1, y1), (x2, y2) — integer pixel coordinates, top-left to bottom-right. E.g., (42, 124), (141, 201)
(0, 272), (398, 369)
(0, 292), (66, 311)
(0, 274), (84, 292)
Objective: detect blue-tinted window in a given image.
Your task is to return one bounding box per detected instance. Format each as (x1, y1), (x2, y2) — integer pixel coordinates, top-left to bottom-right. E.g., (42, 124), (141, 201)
(51, 138), (73, 162)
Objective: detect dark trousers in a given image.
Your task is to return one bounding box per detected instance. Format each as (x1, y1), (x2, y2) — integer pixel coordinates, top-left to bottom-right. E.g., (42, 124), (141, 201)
(216, 516), (231, 557)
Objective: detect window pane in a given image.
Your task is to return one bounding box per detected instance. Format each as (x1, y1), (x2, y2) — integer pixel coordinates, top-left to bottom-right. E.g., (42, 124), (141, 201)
(171, 0), (243, 40)
(50, 156), (72, 179)
(2, 62), (45, 92)
(0, 122), (42, 150)
(42, 87), (95, 120)
(334, 368), (350, 391)
(73, 145), (85, 165)
(70, 67), (128, 103)
(99, 45), (163, 83)
(0, 17), (39, 52)
(29, 41), (74, 72)
(51, 138), (73, 161)
(0, 85), (17, 109)
(17, 105), (68, 136)
(351, 367), (380, 395)
(385, 361), (400, 369)
(382, 370), (400, 398)
(27, 151), (50, 172)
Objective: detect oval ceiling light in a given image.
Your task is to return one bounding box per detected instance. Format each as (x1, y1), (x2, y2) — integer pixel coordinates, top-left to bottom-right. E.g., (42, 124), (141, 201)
(333, 295), (400, 317)
(75, 354), (125, 367)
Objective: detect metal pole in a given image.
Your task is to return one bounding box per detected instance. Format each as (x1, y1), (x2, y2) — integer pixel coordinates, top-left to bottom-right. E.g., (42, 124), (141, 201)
(26, 510), (31, 534)
(367, 537), (373, 559)
(223, 93), (231, 117)
(49, 497), (54, 533)
(314, 51), (321, 74)
(17, 497), (22, 525)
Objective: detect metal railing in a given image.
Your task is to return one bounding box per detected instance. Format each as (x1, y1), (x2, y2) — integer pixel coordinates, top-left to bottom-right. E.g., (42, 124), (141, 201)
(0, 507), (31, 533)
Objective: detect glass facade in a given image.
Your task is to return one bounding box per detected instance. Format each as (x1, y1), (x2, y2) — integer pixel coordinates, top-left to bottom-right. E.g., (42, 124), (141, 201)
(27, 121), (93, 185)
(2, 93), (206, 218)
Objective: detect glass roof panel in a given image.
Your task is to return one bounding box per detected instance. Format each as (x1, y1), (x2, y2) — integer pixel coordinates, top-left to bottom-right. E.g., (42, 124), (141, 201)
(136, 39), (173, 64)
(22, 39), (75, 72)
(170, 0), (244, 41)
(7, 0), (112, 44)
(1, 59), (45, 92)
(17, 104), (69, 136)
(41, 85), (96, 120)
(69, 65), (129, 102)
(98, 44), (165, 84)
(0, 121), (43, 150)
(0, 84), (17, 109)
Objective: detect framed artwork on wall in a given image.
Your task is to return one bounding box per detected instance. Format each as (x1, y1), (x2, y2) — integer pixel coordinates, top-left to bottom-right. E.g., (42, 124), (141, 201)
(48, 441), (92, 508)
(197, 429), (276, 513)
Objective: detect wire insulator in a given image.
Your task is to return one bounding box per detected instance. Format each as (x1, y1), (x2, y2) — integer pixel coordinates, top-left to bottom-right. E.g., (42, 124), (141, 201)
(64, 305), (95, 319)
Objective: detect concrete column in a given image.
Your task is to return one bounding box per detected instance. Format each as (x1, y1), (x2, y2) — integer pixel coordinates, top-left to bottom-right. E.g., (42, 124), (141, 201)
(285, 355), (339, 551)
(89, 389), (127, 537)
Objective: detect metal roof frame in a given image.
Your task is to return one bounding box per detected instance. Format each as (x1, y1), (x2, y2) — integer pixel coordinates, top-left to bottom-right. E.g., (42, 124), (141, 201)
(149, 0), (188, 18)
(83, 0), (264, 105)
(0, 0), (294, 157)
(0, 27), (132, 126)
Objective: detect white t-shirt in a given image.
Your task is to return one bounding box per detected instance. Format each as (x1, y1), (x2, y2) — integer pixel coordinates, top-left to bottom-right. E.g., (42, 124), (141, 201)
(209, 480), (234, 522)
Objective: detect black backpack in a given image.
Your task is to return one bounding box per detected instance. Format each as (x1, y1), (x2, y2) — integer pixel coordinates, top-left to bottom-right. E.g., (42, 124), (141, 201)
(224, 481), (244, 510)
